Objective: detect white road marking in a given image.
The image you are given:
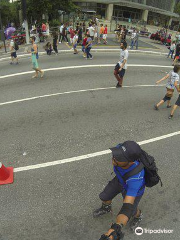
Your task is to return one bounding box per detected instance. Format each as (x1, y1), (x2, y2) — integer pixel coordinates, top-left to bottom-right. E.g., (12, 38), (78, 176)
(14, 130), (180, 173)
(0, 84), (165, 107)
(0, 64), (172, 80)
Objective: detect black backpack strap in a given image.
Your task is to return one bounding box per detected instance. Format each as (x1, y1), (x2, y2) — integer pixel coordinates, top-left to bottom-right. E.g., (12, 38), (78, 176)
(122, 162), (144, 182)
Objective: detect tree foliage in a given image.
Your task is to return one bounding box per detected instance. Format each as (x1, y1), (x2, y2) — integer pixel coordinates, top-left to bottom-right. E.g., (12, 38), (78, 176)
(174, 2), (180, 15)
(0, 0), (77, 27)
(26, 0), (77, 22)
(0, 0), (19, 27)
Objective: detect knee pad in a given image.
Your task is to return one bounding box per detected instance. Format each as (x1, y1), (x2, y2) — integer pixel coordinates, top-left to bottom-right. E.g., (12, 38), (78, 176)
(119, 203), (134, 220)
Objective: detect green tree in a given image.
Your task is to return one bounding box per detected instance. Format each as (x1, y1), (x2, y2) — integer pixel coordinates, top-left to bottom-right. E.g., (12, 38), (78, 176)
(174, 2), (180, 14)
(0, 0), (19, 27)
(26, 0), (77, 22)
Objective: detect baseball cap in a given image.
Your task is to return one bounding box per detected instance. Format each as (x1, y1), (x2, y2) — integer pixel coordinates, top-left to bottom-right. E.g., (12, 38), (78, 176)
(110, 141), (142, 162)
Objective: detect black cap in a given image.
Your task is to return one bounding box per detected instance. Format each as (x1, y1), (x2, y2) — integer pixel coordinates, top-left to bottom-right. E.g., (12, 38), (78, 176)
(110, 141), (142, 162)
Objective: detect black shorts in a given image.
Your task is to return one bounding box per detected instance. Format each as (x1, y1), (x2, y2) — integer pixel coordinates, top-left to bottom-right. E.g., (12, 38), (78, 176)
(99, 176), (143, 216)
(11, 52), (17, 58)
(114, 63), (126, 77)
(175, 95), (180, 106)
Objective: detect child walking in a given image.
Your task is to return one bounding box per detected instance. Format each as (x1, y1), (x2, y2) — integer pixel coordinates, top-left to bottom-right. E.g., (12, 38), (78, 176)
(168, 83), (180, 119)
(167, 41), (176, 59)
(154, 65), (180, 110)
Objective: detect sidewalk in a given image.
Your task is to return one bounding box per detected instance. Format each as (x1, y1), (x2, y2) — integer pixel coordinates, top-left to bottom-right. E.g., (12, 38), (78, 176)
(0, 34), (169, 59)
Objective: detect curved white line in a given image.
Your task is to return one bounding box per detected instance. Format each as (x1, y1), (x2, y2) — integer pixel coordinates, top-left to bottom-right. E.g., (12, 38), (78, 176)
(0, 84), (165, 107)
(0, 64), (172, 80)
(14, 130), (180, 173)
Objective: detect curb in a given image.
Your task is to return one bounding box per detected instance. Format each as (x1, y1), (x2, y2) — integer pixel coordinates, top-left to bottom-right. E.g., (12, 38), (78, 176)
(0, 49), (167, 62)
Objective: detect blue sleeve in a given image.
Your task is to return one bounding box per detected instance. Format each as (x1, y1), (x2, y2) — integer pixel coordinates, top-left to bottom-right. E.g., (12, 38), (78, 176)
(126, 177), (144, 197)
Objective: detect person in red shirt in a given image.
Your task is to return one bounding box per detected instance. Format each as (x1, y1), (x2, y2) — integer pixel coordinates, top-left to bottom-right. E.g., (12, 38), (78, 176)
(103, 25), (108, 44)
(69, 27), (75, 45)
(42, 23), (46, 32)
(82, 34), (87, 58)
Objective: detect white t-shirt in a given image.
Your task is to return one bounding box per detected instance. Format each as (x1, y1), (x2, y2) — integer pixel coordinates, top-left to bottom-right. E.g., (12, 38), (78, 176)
(60, 25), (64, 33)
(73, 35), (78, 44)
(131, 32), (136, 39)
(170, 43), (176, 51)
(88, 26), (95, 37)
(119, 49), (129, 69)
(166, 71), (179, 89)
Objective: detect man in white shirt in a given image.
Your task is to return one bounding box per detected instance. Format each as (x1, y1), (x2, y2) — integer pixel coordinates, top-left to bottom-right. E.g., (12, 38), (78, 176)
(88, 24), (95, 40)
(130, 30), (136, 49)
(59, 23), (64, 43)
(114, 41), (129, 88)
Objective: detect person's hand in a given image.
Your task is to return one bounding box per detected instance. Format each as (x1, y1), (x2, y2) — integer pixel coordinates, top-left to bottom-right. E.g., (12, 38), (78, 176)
(156, 80), (160, 84)
(118, 67), (122, 72)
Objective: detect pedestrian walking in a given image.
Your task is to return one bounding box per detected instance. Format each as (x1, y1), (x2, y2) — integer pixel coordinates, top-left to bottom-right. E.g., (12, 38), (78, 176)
(83, 21), (86, 33)
(168, 83), (180, 119)
(78, 23), (83, 44)
(52, 31), (58, 54)
(69, 27), (75, 45)
(103, 25), (108, 44)
(135, 30), (139, 50)
(82, 34), (87, 58)
(95, 141), (161, 240)
(94, 24), (99, 44)
(73, 31), (78, 54)
(88, 24), (95, 40)
(85, 35), (93, 59)
(59, 23), (64, 43)
(29, 36), (44, 79)
(99, 24), (104, 43)
(154, 65), (180, 110)
(114, 41), (128, 88)
(167, 41), (176, 59)
(173, 42), (180, 65)
(62, 24), (69, 43)
(10, 39), (19, 65)
(130, 30), (136, 49)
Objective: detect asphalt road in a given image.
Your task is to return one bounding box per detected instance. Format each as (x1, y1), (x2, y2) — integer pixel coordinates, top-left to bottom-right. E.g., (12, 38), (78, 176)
(0, 52), (179, 240)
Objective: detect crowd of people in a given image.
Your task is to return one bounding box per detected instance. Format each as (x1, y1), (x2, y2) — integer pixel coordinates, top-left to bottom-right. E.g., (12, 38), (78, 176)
(42, 20), (108, 59)
(150, 28), (172, 46)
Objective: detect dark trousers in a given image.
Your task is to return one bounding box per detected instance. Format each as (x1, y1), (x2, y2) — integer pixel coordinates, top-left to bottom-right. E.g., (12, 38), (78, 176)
(47, 49), (52, 55)
(86, 47), (92, 58)
(53, 44), (58, 54)
(59, 33), (63, 42)
(99, 176), (143, 217)
(62, 34), (68, 42)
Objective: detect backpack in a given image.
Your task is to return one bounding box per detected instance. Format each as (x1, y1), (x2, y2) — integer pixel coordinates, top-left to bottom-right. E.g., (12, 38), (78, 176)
(121, 150), (163, 188)
(14, 42), (19, 51)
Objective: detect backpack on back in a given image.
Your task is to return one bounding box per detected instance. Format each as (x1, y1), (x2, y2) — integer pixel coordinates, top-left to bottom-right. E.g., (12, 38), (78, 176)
(122, 150), (163, 188)
(14, 42), (19, 51)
